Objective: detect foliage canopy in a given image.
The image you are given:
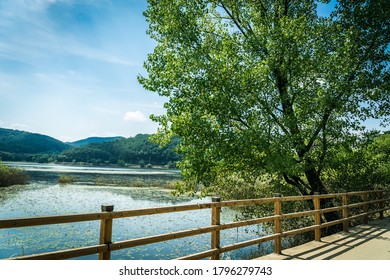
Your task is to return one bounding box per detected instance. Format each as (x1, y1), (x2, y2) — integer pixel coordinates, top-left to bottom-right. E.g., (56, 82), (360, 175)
(140, 0), (389, 197)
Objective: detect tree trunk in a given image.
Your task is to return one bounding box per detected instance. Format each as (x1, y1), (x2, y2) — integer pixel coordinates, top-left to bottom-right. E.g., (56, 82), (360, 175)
(305, 167), (325, 194)
(304, 166), (342, 234)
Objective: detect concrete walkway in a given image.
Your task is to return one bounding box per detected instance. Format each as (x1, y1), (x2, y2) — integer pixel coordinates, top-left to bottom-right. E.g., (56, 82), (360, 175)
(255, 217), (390, 260)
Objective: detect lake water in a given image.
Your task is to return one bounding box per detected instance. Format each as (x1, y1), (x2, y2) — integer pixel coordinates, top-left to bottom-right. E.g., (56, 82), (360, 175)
(0, 163), (270, 259)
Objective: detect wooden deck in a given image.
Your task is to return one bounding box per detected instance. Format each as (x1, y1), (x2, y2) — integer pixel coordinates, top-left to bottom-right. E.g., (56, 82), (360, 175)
(255, 216), (390, 260)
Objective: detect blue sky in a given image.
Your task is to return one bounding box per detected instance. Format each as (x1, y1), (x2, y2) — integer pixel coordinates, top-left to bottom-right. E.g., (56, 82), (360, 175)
(0, 0), (384, 142)
(0, 0), (163, 142)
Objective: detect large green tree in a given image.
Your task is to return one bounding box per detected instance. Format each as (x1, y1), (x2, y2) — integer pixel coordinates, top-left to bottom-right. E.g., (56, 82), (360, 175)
(139, 0), (389, 197)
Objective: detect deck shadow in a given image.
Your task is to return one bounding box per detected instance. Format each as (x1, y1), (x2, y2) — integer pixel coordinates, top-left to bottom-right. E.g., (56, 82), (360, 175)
(255, 217), (390, 260)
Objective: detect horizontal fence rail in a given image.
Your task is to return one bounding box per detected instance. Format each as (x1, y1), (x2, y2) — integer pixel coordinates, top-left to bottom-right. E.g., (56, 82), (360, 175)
(0, 190), (389, 260)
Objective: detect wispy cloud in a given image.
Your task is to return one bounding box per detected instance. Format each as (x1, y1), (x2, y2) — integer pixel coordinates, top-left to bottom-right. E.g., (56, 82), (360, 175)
(0, 0), (135, 67)
(123, 111), (147, 122)
(64, 41), (135, 66)
(0, 0), (162, 141)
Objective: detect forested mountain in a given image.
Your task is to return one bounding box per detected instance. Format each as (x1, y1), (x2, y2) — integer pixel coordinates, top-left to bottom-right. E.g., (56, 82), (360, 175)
(0, 128), (70, 154)
(60, 134), (180, 166)
(0, 128), (180, 166)
(67, 136), (124, 147)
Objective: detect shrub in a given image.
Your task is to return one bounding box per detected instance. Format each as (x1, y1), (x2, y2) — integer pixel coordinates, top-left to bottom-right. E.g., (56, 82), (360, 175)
(58, 174), (75, 185)
(95, 177), (111, 185)
(132, 180), (145, 188)
(0, 162), (29, 187)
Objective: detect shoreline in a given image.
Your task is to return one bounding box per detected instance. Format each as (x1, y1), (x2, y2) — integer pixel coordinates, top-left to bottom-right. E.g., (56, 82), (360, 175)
(2, 160), (178, 171)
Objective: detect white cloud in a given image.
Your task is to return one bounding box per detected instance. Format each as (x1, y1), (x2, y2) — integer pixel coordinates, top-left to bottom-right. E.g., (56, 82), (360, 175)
(11, 123), (29, 130)
(123, 111), (147, 122)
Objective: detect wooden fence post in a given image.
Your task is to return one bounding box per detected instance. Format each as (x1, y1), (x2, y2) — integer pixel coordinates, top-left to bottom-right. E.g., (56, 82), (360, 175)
(313, 192), (321, 241)
(363, 193), (369, 224)
(211, 197), (221, 260)
(99, 205), (114, 260)
(342, 194), (349, 232)
(273, 193), (282, 254)
(379, 191), (384, 220)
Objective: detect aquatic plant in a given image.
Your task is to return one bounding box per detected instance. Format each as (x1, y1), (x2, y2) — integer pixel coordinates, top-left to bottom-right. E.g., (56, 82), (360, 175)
(95, 177), (111, 186)
(132, 180), (145, 188)
(58, 175), (75, 185)
(0, 162), (29, 187)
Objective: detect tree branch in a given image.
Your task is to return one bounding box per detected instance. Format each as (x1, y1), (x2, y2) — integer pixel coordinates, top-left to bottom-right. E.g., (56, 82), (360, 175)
(317, 127), (328, 176)
(283, 0), (291, 16)
(256, 0), (268, 16)
(305, 110), (331, 153)
(220, 2), (249, 40)
(283, 172), (310, 195)
(218, 1), (268, 57)
(232, 116), (250, 130)
(255, 95), (290, 135)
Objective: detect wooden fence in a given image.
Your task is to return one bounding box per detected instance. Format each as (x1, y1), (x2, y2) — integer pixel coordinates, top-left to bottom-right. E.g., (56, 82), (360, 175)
(0, 190), (389, 260)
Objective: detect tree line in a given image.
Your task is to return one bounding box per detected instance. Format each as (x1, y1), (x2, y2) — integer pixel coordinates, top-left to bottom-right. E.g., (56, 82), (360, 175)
(0, 133), (181, 168)
(60, 134), (180, 167)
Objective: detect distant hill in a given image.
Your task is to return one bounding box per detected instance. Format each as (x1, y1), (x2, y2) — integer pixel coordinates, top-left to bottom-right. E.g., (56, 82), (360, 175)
(0, 127), (180, 166)
(60, 134), (180, 166)
(0, 127), (70, 154)
(67, 136), (124, 147)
